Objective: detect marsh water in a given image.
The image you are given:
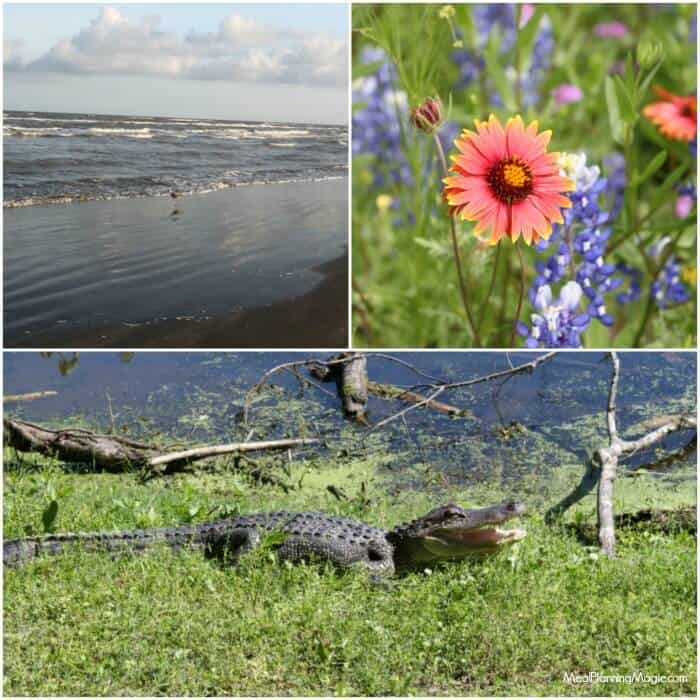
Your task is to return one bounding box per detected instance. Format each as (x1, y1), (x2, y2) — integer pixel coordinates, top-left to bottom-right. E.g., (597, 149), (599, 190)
(4, 351), (696, 504)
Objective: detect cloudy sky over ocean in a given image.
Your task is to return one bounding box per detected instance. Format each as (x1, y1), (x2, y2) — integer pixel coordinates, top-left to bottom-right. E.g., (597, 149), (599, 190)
(4, 4), (348, 123)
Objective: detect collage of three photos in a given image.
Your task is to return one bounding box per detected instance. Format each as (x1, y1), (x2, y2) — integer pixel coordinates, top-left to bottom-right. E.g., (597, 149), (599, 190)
(2, 2), (698, 697)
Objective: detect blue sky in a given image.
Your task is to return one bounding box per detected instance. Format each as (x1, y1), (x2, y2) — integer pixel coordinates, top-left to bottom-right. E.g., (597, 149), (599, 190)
(4, 4), (348, 123)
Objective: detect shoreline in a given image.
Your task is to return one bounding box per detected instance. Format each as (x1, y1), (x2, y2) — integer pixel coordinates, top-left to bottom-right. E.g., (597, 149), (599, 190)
(3, 174), (347, 210)
(7, 255), (348, 349)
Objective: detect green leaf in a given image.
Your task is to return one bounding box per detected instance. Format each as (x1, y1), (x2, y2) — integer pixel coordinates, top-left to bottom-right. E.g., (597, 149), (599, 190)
(638, 57), (664, 101)
(631, 150), (667, 187)
(414, 237), (452, 258)
(42, 500), (59, 533)
(624, 53), (636, 101)
(516, 6), (544, 64)
(353, 60), (385, 80)
(352, 99), (369, 114)
(648, 162), (690, 213)
(483, 27), (515, 112)
(613, 75), (637, 124)
(604, 76), (625, 144)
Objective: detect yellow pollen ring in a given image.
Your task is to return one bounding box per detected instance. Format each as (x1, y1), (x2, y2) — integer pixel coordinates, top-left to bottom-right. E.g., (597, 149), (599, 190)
(503, 163), (530, 188)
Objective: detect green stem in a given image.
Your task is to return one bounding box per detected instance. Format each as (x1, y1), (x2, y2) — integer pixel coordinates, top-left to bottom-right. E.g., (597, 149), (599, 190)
(477, 242), (502, 334)
(497, 250), (512, 343)
(434, 133), (481, 347)
(512, 243), (526, 346)
(514, 5), (522, 113)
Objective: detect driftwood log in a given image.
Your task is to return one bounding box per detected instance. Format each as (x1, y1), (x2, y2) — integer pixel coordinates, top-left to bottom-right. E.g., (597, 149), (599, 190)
(3, 417), (319, 475)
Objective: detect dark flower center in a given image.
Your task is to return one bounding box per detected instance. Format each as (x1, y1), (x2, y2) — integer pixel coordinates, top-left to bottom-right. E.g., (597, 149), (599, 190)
(680, 103), (696, 119)
(487, 157), (533, 202)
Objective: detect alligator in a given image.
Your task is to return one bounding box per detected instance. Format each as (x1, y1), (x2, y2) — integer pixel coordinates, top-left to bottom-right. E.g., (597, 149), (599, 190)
(3, 501), (527, 576)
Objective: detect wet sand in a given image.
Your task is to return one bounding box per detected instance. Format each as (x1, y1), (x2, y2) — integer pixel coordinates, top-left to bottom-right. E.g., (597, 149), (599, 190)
(27, 255), (348, 348)
(5, 178), (348, 348)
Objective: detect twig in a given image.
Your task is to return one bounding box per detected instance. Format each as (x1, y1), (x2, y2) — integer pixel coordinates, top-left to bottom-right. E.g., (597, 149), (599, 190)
(367, 381), (469, 416)
(242, 356), (349, 424)
(4, 391), (58, 403)
(370, 351), (558, 431)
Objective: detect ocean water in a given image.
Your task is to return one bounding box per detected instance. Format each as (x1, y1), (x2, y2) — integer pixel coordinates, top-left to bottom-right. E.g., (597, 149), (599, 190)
(4, 110), (347, 207)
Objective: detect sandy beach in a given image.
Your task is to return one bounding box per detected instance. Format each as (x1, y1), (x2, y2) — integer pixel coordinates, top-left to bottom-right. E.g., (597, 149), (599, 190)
(5, 178), (348, 348)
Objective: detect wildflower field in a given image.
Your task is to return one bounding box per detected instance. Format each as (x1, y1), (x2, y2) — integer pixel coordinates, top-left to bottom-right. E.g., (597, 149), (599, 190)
(352, 3), (697, 348)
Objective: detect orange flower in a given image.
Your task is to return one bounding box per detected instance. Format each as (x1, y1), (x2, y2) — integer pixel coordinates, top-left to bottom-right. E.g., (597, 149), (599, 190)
(443, 114), (574, 245)
(643, 87), (697, 142)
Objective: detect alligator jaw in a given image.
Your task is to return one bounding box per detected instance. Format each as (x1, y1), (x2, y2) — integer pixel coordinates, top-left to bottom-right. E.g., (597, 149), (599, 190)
(440, 525), (527, 547)
(421, 521), (527, 557)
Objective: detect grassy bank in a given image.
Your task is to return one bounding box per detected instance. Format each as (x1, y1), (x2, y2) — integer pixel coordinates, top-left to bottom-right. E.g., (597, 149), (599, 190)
(4, 452), (696, 696)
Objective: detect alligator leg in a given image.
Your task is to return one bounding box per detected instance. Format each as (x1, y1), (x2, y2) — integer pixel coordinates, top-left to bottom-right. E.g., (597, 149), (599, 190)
(202, 527), (262, 564)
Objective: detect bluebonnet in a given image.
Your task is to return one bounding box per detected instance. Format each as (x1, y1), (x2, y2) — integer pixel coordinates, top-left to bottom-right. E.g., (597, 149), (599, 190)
(452, 4), (553, 108)
(516, 282), (590, 348)
(522, 152), (626, 346)
(615, 263), (641, 304)
(648, 239), (690, 309)
(603, 152), (626, 220)
(352, 48), (411, 188)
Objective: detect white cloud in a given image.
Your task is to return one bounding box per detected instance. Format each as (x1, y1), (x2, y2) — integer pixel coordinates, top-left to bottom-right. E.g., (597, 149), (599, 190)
(4, 38), (26, 69)
(5, 7), (346, 88)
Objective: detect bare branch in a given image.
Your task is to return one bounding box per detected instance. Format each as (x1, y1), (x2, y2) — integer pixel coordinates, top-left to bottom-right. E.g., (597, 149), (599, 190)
(4, 391), (58, 403)
(594, 352), (696, 558)
(605, 351), (620, 442)
(147, 438), (321, 472)
(370, 351), (558, 431)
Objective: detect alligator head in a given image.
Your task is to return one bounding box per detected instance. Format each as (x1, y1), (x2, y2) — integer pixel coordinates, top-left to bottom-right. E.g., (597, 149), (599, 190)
(387, 501), (527, 570)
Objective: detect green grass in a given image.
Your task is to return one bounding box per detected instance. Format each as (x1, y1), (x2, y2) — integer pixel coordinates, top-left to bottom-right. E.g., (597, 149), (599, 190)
(4, 452), (696, 696)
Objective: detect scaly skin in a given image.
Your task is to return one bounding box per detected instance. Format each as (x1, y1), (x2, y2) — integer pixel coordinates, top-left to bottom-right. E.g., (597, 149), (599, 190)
(3, 502), (527, 576)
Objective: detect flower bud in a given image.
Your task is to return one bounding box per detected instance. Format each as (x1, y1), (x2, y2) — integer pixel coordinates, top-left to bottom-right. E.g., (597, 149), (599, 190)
(636, 36), (663, 69)
(410, 98), (443, 133)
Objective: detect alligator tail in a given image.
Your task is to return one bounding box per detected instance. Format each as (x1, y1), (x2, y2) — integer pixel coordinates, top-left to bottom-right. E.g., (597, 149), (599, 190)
(3, 526), (203, 567)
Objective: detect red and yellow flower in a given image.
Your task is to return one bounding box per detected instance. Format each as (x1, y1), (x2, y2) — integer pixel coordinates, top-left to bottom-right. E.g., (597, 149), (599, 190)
(643, 87), (697, 142)
(443, 114), (574, 245)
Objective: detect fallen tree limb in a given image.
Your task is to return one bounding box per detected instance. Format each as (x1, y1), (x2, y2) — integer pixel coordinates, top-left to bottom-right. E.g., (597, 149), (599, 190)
(4, 391), (58, 403)
(367, 381), (469, 417)
(4, 417), (319, 475)
(147, 439), (320, 472)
